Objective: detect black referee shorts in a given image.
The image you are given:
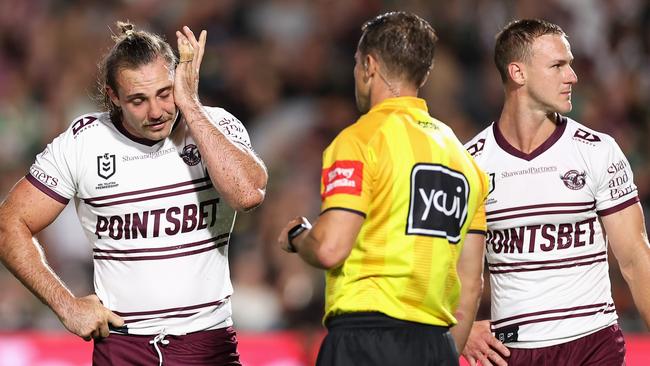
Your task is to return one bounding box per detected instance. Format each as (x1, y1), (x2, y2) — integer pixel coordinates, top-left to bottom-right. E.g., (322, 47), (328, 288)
(316, 312), (459, 366)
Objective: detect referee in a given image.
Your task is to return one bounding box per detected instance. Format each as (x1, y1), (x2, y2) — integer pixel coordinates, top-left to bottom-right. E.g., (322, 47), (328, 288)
(278, 11), (489, 366)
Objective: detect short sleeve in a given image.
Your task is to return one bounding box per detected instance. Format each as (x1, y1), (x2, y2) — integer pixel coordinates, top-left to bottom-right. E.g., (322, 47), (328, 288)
(26, 131), (76, 204)
(206, 107), (253, 150)
(468, 163), (488, 234)
(320, 130), (373, 216)
(593, 138), (639, 216)
(469, 200), (487, 234)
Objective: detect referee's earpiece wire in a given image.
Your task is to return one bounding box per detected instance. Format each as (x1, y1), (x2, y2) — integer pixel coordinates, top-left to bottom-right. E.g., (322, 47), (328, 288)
(376, 68), (400, 97)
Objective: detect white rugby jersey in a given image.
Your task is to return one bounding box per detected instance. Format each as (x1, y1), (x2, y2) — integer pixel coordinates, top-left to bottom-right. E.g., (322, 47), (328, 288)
(465, 115), (638, 348)
(27, 108), (254, 336)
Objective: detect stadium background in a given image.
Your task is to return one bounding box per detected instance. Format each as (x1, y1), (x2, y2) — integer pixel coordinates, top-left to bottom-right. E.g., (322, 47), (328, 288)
(0, 0), (648, 364)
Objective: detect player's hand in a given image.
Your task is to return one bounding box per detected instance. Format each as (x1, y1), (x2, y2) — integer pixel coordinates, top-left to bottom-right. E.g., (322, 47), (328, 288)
(462, 320), (510, 366)
(174, 26), (207, 109)
(58, 294), (124, 341)
(278, 216), (311, 253)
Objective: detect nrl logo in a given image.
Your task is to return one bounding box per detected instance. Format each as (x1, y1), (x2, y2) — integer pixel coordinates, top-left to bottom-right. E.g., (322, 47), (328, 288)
(488, 172), (495, 194)
(97, 153), (116, 180)
(560, 170), (586, 190)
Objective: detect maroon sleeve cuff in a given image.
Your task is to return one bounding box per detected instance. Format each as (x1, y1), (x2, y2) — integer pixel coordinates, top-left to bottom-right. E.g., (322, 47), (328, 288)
(597, 196), (639, 217)
(25, 174), (70, 205)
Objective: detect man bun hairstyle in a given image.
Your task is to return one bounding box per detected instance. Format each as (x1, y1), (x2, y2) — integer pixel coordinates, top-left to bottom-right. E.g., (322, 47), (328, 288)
(494, 19), (565, 82)
(97, 21), (177, 123)
(358, 11), (438, 88)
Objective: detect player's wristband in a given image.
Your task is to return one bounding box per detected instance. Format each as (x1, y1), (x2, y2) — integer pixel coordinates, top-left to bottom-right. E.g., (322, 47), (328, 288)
(287, 222), (310, 253)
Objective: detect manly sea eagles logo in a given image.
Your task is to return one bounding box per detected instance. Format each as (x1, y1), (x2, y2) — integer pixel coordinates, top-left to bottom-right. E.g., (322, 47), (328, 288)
(181, 144), (201, 166)
(560, 170), (586, 190)
(97, 153), (116, 180)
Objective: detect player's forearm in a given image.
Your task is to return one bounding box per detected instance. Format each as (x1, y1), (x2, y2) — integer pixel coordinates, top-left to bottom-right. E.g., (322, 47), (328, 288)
(620, 243), (650, 329)
(182, 103), (267, 211)
(0, 219), (75, 321)
(450, 275), (483, 352)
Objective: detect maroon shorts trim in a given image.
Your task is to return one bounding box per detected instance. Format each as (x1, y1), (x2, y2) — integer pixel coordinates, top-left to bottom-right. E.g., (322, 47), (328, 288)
(507, 324), (626, 366)
(93, 327), (241, 366)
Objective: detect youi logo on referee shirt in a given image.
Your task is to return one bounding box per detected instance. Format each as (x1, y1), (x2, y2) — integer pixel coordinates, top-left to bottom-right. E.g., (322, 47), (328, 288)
(406, 164), (469, 243)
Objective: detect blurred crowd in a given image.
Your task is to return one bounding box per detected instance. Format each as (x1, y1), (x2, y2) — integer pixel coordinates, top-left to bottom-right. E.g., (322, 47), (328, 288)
(1, 0), (649, 337)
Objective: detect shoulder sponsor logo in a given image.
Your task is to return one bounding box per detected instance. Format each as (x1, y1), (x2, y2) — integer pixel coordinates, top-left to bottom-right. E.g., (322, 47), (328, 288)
(466, 138), (485, 157)
(560, 170), (586, 190)
(607, 159), (627, 175)
(218, 117), (251, 149)
(573, 128), (601, 144)
(180, 144), (201, 166)
(321, 160), (363, 199)
(406, 164), (469, 243)
(609, 183), (635, 200)
(218, 117), (244, 135)
(29, 166), (59, 187)
(72, 116), (98, 137)
(607, 159), (634, 199)
(97, 153), (116, 180)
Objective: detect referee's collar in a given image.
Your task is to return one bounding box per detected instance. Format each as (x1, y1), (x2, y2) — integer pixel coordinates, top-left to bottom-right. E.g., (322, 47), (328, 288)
(370, 97), (428, 113)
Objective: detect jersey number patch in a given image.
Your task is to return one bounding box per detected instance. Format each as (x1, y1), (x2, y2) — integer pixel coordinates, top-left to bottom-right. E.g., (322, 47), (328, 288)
(406, 164), (469, 243)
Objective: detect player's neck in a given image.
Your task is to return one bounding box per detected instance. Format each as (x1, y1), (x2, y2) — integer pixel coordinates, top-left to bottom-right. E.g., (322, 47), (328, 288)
(498, 99), (559, 154)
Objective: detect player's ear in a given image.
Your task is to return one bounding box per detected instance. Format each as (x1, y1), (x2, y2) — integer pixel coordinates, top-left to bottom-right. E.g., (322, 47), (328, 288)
(418, 69), (431, 88)
(106, 86), (120, 107)
(508, 62), (525, 86)
(364, 54), (379, 78)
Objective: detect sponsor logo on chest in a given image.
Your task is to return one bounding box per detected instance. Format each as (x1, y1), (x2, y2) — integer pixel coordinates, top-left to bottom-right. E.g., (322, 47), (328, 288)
(122, 147), (176, 162)
(94, 198), (220, 240)
(406, 164), (469, 243)
(487, 216), (598, 254)
(485, 166), (558, 205)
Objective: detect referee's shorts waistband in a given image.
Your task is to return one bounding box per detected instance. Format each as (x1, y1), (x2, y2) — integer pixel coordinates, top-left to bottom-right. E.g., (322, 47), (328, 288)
(325, 312), (450, 332)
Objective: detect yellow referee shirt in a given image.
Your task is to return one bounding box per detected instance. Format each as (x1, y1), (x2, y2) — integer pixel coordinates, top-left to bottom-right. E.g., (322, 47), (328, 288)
(320, 97), (488, 327)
